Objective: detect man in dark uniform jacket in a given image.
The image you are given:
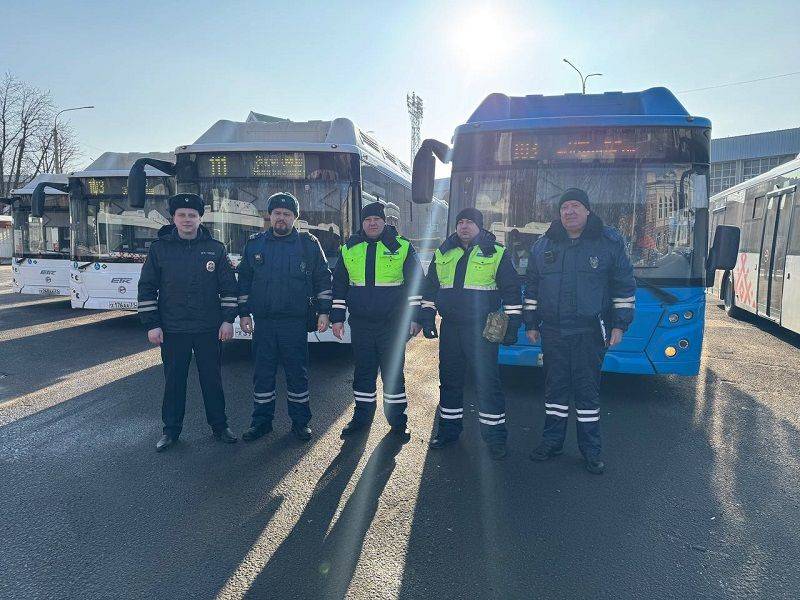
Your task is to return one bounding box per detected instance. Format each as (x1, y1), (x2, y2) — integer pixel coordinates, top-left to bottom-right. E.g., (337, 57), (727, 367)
(138, 193), (239, 452)
(237, 193), (332, 442)
(524, 188), (636, 474)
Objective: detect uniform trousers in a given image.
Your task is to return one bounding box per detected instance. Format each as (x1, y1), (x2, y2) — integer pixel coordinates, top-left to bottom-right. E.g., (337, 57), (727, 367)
(250, 316), (311, 427)
(160, 331), (228, 436)
(349, 318), (408, 428)
(437, 318), (507, 445)
(540, 327), (606, 458)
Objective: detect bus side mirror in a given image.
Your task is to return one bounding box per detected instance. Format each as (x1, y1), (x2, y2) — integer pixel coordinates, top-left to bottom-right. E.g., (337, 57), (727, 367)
(68, 178), (84, 203)
(32, 181), (69, 217)
(128, 158), (176, 209)
(412, 139), (449, 204)
(705, 225), (740, 287)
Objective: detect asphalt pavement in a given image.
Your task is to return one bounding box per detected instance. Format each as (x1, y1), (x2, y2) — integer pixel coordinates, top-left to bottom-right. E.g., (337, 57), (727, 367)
(1, 265), (799, 600)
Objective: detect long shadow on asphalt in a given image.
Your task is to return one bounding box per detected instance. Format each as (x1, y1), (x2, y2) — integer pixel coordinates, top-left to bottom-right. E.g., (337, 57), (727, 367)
(0, 342), (356, 599)
(396, 364), (800, 600)
(0, 295), (74, 324)
(243, 432), (404, 599)
(0, 312), (153, 400)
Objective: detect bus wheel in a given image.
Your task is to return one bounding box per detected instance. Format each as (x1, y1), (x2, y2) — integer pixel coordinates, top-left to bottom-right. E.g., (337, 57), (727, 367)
(724, 274), (744, 319)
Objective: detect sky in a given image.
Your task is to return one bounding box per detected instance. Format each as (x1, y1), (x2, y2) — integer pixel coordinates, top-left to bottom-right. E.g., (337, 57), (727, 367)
(2, 0), (798, 173)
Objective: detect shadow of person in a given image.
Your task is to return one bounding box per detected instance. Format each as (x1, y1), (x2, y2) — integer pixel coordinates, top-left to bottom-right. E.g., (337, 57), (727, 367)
(244, 434), (368, 598)
(246, 432), (404, 600)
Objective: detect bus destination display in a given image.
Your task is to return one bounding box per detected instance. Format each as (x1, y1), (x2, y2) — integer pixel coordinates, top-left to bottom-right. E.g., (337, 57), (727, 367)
(197, 152), (307, 179)
(81, 177), (171, 198)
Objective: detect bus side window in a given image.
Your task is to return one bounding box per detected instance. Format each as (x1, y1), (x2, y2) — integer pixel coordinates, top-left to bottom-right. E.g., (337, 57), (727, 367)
(789, 194), (800, 256)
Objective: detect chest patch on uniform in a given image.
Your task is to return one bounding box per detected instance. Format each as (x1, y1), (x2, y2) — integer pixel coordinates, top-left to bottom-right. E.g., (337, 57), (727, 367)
(589, 256), (599, 269)
(254, 253), (264, 265)
(200, 251), (215, 256)
(206, 260), (216, 272)
(544, 250), (555, 264)
(383, 250), (399, 256)
(299, 260), (307, 273)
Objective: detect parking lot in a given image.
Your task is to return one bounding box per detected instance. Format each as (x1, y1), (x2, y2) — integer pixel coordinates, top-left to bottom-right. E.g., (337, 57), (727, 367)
(2, 265), (799, 599)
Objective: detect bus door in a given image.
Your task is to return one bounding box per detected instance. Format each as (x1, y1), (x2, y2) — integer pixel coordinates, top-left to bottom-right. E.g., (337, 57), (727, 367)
(757, 187), (795, 319)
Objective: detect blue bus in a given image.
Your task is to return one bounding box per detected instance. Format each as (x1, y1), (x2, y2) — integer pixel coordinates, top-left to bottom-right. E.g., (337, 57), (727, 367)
(412, 87), (739, 376)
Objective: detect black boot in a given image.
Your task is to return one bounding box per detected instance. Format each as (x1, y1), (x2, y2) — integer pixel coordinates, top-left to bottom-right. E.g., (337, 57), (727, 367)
(213, 427), (238, 444)
(389, 423), (411, 443)
(488, 443), (507, 461)
(341, 419), (371, 438)
(242, 422), (273, 442)
(429, 433), (459, 449)
(585, 457), (605, 474)
(529, 443), (564, 462)
(156, 434), (177, 452)
(291, 423), (312, 442)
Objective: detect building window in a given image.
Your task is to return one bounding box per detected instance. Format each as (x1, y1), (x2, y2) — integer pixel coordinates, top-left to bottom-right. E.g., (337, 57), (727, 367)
(742, 156), (782, 180)
(710, 160), (737, 195)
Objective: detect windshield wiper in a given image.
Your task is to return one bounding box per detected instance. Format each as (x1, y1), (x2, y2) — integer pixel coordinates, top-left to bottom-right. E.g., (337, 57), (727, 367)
(635, 276), (679, 305)
(76, 262), (95, 271)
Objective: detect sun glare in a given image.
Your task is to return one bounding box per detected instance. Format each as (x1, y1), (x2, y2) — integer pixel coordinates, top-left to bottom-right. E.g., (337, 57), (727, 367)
(451, 9), (514, 69)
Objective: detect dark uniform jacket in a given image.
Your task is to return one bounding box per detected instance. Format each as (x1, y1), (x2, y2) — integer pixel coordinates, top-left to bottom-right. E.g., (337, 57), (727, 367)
(137, 225), (238, 333)
(524, 213), (636, 333)
(237, 228), (332, 319)
(330, 225), (425, 325)
(420, 230), (522, 331)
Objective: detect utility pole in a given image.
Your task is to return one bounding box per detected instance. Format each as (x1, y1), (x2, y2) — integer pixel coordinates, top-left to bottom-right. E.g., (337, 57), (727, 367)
(53, 105), (94, 173)
(406, 92), (423, 165)
(562, 59), (602, 94)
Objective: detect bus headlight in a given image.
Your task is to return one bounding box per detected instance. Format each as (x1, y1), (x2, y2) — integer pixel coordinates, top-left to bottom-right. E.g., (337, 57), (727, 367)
(668, 313), (679, 324)
(678, 339), (689, 349)
(683, 310), (694, 320)
(664, 346), (677, 357)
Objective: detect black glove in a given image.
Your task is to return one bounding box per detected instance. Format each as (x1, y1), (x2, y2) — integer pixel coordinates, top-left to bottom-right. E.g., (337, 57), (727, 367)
(422, 323), (438, 339)
(501, 328), (518, 346)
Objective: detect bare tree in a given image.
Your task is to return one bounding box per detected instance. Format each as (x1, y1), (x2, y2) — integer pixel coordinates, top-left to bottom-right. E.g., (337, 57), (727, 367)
(0, 73), (82, 197)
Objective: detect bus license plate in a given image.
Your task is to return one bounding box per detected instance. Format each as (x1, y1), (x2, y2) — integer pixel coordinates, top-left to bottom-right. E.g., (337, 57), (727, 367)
(109, 301), (137, 309)
(39, 288), (61, 295)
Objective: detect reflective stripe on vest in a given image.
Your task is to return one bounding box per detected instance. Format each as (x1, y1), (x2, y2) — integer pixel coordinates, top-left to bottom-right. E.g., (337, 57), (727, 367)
(340, 237), (410, 287)
(434, 244), (505, 291)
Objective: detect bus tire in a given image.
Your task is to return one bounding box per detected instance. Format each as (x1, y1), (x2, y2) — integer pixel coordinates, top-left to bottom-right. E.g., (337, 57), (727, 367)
(724, 274), (744, 319)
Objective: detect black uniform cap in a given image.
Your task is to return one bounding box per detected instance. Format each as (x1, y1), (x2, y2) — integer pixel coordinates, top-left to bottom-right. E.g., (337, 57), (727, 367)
(454, 207), (484, 230)
(267, 192), (300, 217)
(168, 193), (205, 216)
(558, 188), (590, 210)
(361, 201), (386, 222)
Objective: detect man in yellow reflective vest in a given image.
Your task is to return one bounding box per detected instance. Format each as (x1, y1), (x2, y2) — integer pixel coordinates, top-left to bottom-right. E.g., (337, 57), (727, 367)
(420, 208), (522, 460)
(331, 202), (425, 441)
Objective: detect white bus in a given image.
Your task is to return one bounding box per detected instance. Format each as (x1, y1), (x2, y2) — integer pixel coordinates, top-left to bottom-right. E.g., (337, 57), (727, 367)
(128, 114), (446, 341)
(67, 152), (174, 310)
(9, 174), (71, 296)
(709, 154), (800, 333)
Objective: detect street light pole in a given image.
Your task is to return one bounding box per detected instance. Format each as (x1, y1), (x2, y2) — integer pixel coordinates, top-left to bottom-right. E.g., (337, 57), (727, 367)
(53, 105), (94, 173)
(562, 58), (602, 94)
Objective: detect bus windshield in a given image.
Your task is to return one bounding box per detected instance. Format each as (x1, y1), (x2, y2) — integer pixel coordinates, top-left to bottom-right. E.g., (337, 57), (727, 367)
(12, 195), (70, 259)
(178, 151), (357, 260)
(450, 128), (710, 284)
(71, 176), (173, 263)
